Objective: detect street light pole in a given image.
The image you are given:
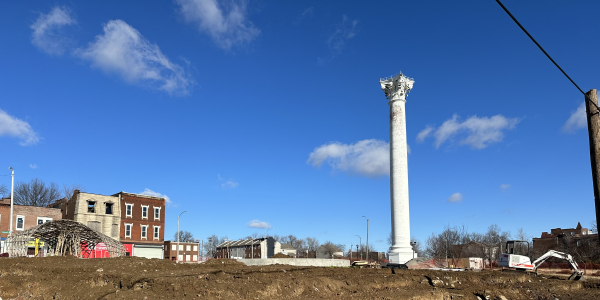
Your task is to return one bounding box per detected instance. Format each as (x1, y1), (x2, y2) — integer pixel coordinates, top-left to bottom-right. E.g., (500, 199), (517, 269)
(362, 216), (369, 262)
(8, 167), (14, 236)
(177, 211), (187, 263)
(355, 235), (362, 260)
(264, 228), (274, 239)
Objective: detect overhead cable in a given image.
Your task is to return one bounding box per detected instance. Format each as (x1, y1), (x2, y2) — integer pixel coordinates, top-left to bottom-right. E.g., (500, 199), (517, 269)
(495, 0), (599, 110)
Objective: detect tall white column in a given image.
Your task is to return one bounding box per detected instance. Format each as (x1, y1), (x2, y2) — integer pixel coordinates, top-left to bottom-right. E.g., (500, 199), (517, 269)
(379, 73), (415, 264)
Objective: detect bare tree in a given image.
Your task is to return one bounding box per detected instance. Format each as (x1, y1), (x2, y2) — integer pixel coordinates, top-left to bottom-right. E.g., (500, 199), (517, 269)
(174, 230), (195, 242)
(319, 241), (342, 258)
(14, 178), (61, 207)
(63, 184), (86, 200)
(483, 224), (511, 261)
(0, 184), (8, 198)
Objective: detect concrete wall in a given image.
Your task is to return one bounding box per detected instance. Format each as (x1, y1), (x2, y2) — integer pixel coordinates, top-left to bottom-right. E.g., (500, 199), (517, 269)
(237, 258), (350, 267)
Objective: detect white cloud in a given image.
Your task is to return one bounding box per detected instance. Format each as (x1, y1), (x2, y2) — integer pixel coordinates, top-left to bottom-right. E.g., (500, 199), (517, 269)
(175, 0), (260, 50)
(29, 164), (38, 169)
(247, 219), (270, 229)
(326, 15), (358, 57)
(30, 6), (76, 55)
(416, 125), (434, 143)
(217, 174), (239, 189)
(139, 188), (172, 205)
(447, 192), (463, 203)
(418, 114), (519, 149)
(307, 139), (390, 177)
(222, 180), (239, 189)
(500, 184), (510, 190)
(75, 20), (192, 95)
(562, 102), (586, 133)
(0, 109), (40, 146)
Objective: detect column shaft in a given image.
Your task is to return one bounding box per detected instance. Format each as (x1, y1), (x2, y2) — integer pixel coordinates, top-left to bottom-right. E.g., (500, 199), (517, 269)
(389, 99), (413, 262)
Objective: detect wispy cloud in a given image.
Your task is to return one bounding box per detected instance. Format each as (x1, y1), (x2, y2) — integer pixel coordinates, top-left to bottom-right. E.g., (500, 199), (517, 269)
(416, 125), (434, 143)
(563, 102), (586, 133)
(0, 108), (40, 146)
(247, 219), (270, 229)
(217, 174), (239, 189)
(30, 6), (76, 55)
(417, 114), (519, 149)
(308, 139), (389, 177)
(139, 188), (172, 205)
(325, 15), (358, 57)
(294, 7), (314, 24)
(500, 184), (510, 190)
(29, 164), (38, 169)
(175, 0), (260, 50)
(75, 20), (192, 95)
(447, 192), (463, 203)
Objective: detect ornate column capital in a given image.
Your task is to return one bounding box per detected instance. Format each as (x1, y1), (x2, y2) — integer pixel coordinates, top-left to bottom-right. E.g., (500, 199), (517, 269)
(379, 72), (415, 102)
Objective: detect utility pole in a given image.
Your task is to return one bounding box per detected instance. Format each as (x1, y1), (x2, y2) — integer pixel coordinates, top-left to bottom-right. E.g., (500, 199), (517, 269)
(227, 238), (230, 259)
(362, 216), (369, 262)
(8, 167), (14, 236)
(585, 89), (600, 243)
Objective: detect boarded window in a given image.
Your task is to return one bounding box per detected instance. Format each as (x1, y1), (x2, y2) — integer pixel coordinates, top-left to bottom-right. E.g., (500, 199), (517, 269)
(112, 224), (118, 237)
(87, 221), (101, 232)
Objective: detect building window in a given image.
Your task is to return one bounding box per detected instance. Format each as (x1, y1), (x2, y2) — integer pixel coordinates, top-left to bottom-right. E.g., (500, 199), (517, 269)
(141, 225), (148, 239)
(571, 232), (575, 236)
(178, 245), (183, 251)
(125, 223), (132, 238)
(105, 203), (113, 215)
(37, 217), (52, 225)
(186, 245), (191, 251)
(172, 244), (176, 251)
(16, 215), (25, 230)
(154, 207), (160, 220)
(153, 226), (160, 239)
(87, 201), (96, 213)
(193, 245), (198, 251)
(126, 203), (133, 217)
(577, 240), (582, 247)
(141, 205), (149, 219)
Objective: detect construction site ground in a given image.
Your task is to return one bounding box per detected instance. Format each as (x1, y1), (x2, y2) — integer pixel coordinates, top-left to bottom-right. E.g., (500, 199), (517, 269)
(0, 256), (599, 300)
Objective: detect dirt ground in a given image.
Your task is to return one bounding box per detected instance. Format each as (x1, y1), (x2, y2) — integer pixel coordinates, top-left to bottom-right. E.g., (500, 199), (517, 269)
(0, 257), (599, 300)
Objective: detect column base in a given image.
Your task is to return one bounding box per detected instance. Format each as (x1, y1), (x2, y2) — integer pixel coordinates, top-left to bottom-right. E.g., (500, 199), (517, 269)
(388, 248), (416, 264)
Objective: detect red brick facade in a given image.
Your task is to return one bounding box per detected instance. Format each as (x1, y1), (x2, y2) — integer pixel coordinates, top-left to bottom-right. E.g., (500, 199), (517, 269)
(0, 198), (62, 239)
(115, 192), (165, 245)
(164, 241), (199, 262)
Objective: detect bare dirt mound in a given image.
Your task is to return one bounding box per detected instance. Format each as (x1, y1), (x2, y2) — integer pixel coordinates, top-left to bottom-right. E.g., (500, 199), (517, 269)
(0, 256), (599, 299)
(270, 253), (293, 258)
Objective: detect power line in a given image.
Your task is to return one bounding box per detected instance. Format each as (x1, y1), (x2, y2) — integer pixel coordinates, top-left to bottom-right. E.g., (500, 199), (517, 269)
(495, 0), (599, 110)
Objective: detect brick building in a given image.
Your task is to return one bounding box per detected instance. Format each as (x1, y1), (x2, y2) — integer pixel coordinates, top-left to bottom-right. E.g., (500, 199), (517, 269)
(533, 222), (597, 254)
(114, 192), (165, 259)
(216, 237), (275, 259)
(164, 241), (199, 262)
(61, 191), (121, 240)
(0, 198), (62, 252)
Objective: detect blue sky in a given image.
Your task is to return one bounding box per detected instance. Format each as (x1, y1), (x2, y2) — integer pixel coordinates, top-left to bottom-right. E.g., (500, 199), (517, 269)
(1, 0), (599, 252)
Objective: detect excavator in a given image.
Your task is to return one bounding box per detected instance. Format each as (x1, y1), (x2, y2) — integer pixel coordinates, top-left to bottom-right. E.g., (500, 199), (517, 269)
(498, 240), (584, 281)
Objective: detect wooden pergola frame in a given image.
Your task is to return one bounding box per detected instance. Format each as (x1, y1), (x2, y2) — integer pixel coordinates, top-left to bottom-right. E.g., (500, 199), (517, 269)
(5, 219), (125, 258)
